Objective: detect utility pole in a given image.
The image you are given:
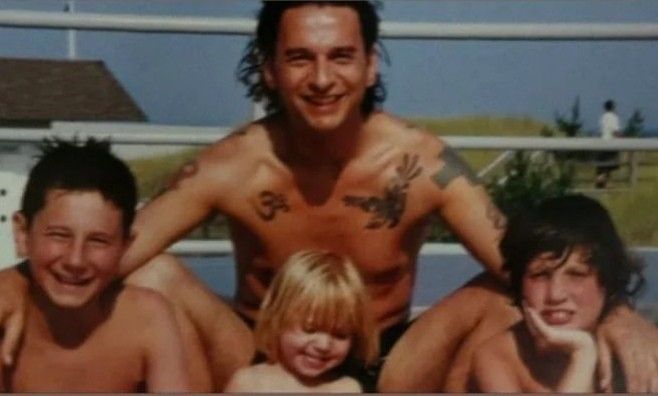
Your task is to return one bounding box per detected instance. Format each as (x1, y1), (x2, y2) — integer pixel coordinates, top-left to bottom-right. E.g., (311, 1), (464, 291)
(64, 1), (76, 59)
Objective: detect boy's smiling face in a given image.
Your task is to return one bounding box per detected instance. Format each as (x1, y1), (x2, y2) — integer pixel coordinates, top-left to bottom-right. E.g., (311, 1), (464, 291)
(14, 189), (129, 309)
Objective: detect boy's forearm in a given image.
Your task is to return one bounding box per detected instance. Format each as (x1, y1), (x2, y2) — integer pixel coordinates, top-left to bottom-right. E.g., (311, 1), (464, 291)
(557, 347), (597, 392)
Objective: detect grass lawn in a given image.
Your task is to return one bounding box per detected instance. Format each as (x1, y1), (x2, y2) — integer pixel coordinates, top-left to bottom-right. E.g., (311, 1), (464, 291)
(127, 115), (658, 246)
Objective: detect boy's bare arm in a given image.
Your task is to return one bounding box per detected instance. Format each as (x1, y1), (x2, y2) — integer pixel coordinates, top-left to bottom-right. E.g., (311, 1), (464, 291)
(0, 267), (28, 367)
(140, 289), (192, 392)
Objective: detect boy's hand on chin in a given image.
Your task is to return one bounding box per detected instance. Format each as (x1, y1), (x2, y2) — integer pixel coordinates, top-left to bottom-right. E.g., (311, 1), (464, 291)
(523, 302), (596, 356)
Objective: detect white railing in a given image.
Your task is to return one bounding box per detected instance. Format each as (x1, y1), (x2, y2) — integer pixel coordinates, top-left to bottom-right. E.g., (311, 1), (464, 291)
(2, 124), (658, 151)
(168, 239), (658, 256)
(1, 10), (658, 40)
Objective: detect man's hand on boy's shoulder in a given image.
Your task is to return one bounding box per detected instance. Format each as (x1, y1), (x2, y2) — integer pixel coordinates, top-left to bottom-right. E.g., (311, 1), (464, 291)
(596, 304), (658, 392)
(0, 266), (29, 367)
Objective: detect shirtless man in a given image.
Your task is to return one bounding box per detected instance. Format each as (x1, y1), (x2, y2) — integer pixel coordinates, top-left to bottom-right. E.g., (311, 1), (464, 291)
(1, 140), (190, 392)
(1, 1), (657, 392)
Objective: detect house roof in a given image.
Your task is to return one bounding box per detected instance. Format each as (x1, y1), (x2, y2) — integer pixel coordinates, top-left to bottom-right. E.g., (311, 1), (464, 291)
(0, 57), (146, 122)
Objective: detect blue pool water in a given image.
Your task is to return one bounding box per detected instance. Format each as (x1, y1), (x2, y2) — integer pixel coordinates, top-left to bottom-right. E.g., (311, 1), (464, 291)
(183, 250), (658, 308)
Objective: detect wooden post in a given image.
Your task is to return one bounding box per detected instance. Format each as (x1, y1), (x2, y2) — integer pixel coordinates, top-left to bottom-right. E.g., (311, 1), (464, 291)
(629, 151), (639, 187)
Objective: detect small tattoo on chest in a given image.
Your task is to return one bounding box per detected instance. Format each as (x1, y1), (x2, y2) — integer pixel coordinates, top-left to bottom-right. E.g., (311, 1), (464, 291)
(255, 191), (290, 221)
(343, 153), (423, 229)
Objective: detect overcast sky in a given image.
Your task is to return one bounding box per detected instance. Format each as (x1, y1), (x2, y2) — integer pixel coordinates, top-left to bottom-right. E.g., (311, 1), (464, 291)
(1, 0), (657, 131)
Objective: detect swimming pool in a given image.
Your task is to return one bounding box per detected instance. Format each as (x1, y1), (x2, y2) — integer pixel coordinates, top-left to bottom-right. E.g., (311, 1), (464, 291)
(183, 250), (658, 310)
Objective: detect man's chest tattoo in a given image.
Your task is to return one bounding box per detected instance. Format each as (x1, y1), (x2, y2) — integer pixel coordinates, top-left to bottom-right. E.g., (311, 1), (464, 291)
(432, 146), (480, 188)
(255, 191), (290, 221)
(343, 153), (423, 229)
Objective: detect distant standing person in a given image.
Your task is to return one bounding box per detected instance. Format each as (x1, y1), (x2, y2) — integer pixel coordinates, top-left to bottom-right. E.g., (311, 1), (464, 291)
(596, 99), (621, 188)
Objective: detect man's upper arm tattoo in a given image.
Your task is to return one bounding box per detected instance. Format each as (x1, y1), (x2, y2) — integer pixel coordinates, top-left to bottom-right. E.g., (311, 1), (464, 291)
(168, 160), (199, 190)
(153, 160), (200, 198)
(343, 153), (422, 229)
(432, 146), (480, 189)
(254, 191), (290, 221)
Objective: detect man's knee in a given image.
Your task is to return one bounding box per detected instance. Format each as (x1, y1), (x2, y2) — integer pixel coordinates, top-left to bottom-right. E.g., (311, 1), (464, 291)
(125, 253), (192, 298)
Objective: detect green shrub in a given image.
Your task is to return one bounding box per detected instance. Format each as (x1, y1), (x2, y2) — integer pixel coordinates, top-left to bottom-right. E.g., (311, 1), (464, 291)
(487, 151), (574, 218)
(428, 151), (574, 242)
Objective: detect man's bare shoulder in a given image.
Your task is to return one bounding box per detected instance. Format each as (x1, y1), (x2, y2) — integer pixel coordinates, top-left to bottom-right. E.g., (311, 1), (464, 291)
(197, 121), (274, 171)
(161, 120), (281, 199)
(369, 112), (447, 152)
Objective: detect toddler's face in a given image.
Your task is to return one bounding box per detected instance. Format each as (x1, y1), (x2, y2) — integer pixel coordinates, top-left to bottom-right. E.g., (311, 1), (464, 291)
(522, 248), (605, 331)
(278, 320), (352, 379)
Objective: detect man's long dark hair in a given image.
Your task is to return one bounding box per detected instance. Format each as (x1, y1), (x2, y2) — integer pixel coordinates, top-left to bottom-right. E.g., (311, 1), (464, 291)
(237, 1), (387, 115)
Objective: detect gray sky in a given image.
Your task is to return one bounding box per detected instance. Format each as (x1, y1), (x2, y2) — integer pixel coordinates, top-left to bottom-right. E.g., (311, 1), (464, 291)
(1, 0), (657, 131)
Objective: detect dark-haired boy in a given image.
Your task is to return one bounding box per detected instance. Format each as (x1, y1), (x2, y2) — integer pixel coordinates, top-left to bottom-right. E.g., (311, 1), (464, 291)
(472, 195), (645, 392)
(0, 140), (190, 392)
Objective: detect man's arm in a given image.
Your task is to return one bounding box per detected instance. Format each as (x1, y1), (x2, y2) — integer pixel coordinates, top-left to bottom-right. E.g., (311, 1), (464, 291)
(119, 152), (222, 276)
(430, 145), (507, 279)
(141, 289), (192, 392)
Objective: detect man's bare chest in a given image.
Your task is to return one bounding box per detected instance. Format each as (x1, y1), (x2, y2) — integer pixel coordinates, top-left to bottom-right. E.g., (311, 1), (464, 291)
(228, 154), (436, 271)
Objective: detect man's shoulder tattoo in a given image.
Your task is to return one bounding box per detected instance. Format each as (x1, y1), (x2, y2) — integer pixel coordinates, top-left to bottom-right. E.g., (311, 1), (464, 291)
(431, 146), (480, 189)
(254, 190), (290, 222)
(343, 153), (423, 229)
